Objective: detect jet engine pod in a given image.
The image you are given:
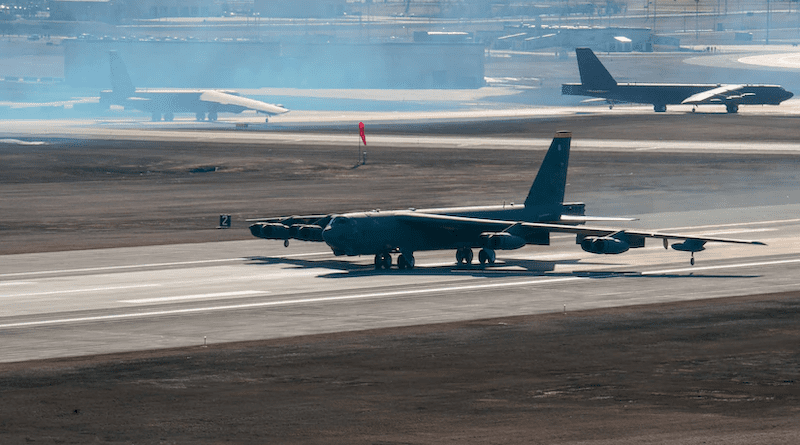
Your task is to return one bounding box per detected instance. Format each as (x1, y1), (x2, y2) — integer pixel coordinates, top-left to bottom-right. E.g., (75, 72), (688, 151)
(480, 232), (526, 250)
(251, 222), (290, 240)
(671, 239), (706, 253)
(580, 236), (630, 254)
(295, 224), (325, 242)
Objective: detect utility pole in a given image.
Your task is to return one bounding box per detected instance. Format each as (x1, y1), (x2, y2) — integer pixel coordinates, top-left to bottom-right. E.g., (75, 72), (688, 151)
(695, 0), (700, 42)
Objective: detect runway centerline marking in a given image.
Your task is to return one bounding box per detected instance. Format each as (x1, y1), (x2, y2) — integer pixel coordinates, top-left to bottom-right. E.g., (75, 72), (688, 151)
(2, 256), (798, 329)
(120, 290), (266, 304)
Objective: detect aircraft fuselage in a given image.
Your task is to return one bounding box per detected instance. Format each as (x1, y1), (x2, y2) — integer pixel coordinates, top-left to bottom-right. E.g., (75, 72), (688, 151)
(562, 83), (792, 107)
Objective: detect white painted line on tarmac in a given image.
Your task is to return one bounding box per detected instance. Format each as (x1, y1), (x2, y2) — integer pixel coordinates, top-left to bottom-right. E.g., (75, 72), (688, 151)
(0, 258), (245, 278)
(1, 284), (161, 298)
(700, 228), (777, 236)
(643, 257), (800, 276)
(1, 256), (798, 329)
(659, 218), (800, 232)
(0, 252), (333, 279)
(0, 277), (584, 329)
(120, 290), (266, 304)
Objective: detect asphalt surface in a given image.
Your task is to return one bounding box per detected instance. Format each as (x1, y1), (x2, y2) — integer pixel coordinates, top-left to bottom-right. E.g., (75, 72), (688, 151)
(2, 204), (799, 363)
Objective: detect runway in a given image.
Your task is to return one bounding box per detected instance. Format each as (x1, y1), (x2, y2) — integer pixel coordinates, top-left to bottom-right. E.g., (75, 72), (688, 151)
(2, 206), (799, 363)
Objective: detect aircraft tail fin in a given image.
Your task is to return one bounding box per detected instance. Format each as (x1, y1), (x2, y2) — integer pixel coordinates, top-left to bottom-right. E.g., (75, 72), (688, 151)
(524, 131), (571, 209)
(576, 48), (617, 89)
(109, 51), (136, 99)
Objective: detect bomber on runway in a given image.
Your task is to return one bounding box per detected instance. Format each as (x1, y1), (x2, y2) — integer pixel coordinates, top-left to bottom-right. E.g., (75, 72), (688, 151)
(249, 132), (765, 269)
(562, 48), (793, 113)
(99, 52), (288, 122)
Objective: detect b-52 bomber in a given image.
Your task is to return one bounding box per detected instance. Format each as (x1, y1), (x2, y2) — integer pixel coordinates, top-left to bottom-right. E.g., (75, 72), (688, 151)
(249, 131), (764, 270)
(562, 48), (793, 113)
(100, 52), (288, 122)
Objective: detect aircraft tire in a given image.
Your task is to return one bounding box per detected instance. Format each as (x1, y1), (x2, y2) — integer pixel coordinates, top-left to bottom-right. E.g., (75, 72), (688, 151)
(726, 104), (739, 114)
(209, 111), (218, 122)
(151, 112), (161, 122)
(196, 112), (206, 121)
(375, 252), (391, 270)
(465, 249), (473, 264)
(164, 112), (174, 122)
(478, 249), (495, 265)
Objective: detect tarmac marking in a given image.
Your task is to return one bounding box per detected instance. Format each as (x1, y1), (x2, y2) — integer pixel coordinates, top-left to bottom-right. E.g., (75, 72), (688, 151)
(660, 218), (800, 232)
(0, 258), (245, 278)
(3, 257), (799, 329)
(0, 253), (333, 279)
(1, 284), (161, 298)
(643, 257), (800, 275)
(120, 290), (266, 304)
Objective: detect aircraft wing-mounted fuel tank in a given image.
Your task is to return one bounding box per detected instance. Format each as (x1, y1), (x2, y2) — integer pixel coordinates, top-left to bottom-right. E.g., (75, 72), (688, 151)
(579, 231), (646, 255)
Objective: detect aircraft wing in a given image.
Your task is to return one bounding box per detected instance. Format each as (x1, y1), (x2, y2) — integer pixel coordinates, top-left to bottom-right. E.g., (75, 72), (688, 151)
(246, 214), (330, 225)
(681, 84), (745, 105)
(396, 212), (765, 246)
(516, 222), (765, 245)
(199, 90), (288, 115)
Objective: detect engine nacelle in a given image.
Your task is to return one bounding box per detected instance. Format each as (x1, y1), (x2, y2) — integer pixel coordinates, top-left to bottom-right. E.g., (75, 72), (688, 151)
(250, 222), (290, 240)
(480, 232), (526, 250)
(671, 239), (706, 253)
(293, 224), (325, 242)
(580, 236), (630, 254)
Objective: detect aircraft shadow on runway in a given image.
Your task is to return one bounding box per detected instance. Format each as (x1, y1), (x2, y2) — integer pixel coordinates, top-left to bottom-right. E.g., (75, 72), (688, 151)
(244, 256), (761, 280)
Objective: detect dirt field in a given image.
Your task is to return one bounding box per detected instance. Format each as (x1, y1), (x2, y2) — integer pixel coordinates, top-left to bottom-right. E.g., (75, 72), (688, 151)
(1, 114), (799, 443)
(1, 292), (798, 444)
(2, 114), (799, 255)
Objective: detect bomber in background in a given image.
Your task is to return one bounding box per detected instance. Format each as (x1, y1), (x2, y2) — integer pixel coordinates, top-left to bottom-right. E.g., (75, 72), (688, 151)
(562, 48), (793, 113)
(99, 52), (288, 122)
(248, 132), (764, 270)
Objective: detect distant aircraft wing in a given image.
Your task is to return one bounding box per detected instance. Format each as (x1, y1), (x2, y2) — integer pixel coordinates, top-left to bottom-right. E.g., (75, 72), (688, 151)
(682, 84), (745, 105)
(199, 90), (288, 115)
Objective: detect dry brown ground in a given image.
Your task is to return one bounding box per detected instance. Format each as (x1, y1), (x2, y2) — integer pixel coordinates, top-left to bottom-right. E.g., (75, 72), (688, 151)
(1, 292), (798, 444)
(1, 114), (799, 443)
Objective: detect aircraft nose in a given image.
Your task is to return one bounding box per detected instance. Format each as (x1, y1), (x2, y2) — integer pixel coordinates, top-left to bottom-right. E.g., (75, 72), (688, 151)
(322, 216), (353, 249)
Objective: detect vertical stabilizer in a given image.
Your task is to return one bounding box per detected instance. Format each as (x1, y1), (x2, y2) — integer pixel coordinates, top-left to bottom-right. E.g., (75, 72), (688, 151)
(109, 51), (136, 99)
(524, 131), (571, 209)
(576, 48), (617, 89)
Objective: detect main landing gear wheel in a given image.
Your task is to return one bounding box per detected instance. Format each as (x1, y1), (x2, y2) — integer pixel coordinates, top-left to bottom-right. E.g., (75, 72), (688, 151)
(654, 104), (667, 113)
(690, 253), (695, 266)
(374, 252), (392, 270)
(478, 248), (496, 265)
(397, 254), (415, 270)
(196, 112), (206, 121)
(151, 112), (161, 122)
(726, 103), (739, 114)
(455, 247), (473, 265)
(164, 112), (174, 122)
(208, 111), (218, 122)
